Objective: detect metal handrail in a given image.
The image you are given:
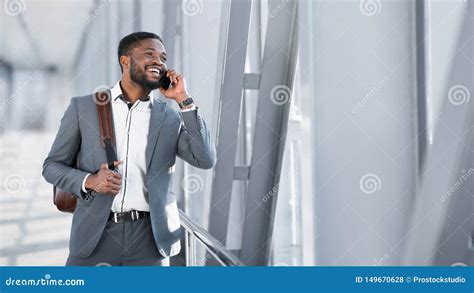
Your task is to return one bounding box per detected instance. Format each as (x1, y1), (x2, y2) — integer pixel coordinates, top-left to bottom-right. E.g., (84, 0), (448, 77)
(179, 209), (244, 266)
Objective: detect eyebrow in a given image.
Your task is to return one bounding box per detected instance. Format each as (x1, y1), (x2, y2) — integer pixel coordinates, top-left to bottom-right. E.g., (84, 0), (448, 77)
(144, 48), (167, 57)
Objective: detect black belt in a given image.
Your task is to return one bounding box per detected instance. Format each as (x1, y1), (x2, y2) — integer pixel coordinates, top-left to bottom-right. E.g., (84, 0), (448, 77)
(108, 210), (150, 223)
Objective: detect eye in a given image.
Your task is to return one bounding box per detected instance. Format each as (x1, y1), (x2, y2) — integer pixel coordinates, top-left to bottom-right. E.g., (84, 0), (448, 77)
(161, 57), (167, 62)
(146, 52), (153, 57)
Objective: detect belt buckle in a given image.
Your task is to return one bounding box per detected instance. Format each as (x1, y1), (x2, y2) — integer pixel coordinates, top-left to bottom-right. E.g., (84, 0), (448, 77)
(113, 213), (119, 223)
(131, 210), (139, 221)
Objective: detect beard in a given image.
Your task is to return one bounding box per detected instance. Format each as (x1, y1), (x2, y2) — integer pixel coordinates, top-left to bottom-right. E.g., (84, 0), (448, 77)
(129, 58), (161, 90)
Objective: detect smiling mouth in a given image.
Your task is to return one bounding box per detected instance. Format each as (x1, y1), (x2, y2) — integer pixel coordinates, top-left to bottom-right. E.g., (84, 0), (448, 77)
(146, 67), (161, 75)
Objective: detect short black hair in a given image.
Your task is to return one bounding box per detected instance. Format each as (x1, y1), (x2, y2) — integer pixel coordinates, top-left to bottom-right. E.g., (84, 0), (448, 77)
(117, 32), (164, 72)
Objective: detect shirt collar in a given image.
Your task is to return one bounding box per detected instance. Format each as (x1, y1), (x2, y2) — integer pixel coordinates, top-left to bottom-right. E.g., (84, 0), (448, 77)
(110, 81), (154, 106)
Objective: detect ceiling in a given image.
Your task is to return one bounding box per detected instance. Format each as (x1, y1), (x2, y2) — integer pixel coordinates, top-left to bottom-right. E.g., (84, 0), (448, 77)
(0, 0), (95, 72)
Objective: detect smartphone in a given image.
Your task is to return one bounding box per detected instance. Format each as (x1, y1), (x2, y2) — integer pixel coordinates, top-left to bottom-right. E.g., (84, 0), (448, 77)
(158, 70), (172, 90)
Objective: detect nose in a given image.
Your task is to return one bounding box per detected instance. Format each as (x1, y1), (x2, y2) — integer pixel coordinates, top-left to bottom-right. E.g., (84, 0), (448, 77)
(150, 59), (164, 68)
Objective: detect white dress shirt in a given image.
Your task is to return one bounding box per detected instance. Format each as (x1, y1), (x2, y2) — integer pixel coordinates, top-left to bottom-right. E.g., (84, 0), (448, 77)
(82, 81), (195, 212)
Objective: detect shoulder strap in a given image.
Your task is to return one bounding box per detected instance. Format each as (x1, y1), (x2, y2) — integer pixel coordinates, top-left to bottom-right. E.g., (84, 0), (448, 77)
(94, 90), (117, 170)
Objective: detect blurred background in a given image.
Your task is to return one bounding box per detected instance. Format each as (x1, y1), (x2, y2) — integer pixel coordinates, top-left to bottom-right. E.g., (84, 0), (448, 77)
(0, 0), (473, 266)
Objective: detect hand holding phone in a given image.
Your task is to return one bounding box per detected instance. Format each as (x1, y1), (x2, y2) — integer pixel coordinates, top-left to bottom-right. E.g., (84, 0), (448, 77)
(158, 69), (189, 102)
(158, 70), (171, 90)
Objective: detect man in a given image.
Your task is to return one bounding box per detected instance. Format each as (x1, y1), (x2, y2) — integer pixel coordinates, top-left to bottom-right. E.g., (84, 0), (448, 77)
(42, 32), (216, 266)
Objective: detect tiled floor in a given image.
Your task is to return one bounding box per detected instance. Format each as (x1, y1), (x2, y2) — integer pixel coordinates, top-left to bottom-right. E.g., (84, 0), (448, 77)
(0, 131), (71, 266)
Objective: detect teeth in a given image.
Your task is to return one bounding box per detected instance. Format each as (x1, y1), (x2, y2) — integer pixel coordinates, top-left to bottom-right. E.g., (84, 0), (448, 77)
(147, 68), (160, 74)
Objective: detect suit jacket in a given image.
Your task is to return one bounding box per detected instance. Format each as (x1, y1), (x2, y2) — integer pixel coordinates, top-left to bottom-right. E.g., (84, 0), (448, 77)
(42, 93), (216, 258)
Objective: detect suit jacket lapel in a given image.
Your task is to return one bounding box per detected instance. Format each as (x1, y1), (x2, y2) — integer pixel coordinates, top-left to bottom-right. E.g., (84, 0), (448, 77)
(146, 99), (166, 170)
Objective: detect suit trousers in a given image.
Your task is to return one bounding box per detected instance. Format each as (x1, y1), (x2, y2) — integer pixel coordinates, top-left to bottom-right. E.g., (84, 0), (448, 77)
(66, 214), (169, 266)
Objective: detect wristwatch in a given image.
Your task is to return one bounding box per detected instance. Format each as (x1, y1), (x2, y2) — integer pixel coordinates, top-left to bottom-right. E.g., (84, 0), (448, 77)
(178, 97), (194, 109)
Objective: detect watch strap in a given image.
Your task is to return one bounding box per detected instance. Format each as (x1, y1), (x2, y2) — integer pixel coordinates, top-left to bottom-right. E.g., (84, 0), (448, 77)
(178, 97), (194, 109)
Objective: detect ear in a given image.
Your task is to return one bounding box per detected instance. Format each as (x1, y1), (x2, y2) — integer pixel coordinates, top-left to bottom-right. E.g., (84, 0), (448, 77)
(119, 55), (129, 71)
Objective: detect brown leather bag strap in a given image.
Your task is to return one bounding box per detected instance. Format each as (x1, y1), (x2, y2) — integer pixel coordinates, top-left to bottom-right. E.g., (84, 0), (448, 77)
(94, 90), (117, 170)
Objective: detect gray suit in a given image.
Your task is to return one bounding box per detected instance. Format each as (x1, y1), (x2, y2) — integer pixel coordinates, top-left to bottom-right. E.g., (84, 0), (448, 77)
(42, 93), (216, 260)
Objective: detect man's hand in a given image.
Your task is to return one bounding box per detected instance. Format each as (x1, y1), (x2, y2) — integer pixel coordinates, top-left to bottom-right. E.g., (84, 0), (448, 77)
(159, 69), (190, 104)
(85, 161), (122, 195)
